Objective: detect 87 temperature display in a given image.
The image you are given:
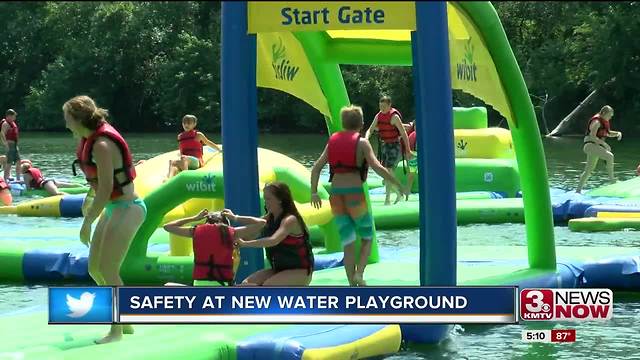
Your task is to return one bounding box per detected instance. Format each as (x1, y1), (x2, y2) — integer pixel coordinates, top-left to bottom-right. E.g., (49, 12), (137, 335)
(522, 329), (576, 343)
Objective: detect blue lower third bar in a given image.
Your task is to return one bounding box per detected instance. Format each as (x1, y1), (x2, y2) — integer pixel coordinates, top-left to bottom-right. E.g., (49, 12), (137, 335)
(116, 286), (517, 324)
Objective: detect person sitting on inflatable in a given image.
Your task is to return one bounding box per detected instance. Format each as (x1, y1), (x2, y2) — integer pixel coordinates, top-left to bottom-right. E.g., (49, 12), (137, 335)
(226, 182), (315, 286)
(20, 159), (78, 196)
(310, 105), (409, 286)
(163, 209), (265, 286)
(166, 114), (221, 181)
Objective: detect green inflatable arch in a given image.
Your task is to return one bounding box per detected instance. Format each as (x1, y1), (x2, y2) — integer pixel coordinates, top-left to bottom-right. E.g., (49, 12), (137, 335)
(255, 2), (556, 271)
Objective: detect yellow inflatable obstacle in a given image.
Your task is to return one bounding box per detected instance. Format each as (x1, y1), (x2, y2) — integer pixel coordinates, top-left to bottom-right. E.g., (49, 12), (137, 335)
(453, 127), (514, 159)
(134, 146), (339, 254)
(0, 194), (85, 217)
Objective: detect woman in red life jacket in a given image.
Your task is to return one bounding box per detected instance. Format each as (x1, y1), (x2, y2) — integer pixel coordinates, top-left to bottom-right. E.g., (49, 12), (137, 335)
(19, 159), (78, 196)
(576, 105), (622, 193)
(229, 182), (315, 286)
(166, 114), (221, 181)
(310, 105), (408, 286)
(163, 209), (266, 286)
(1, 109), (21, 182)
(364, 95), (412, 205)
(63, 95), (146, 344)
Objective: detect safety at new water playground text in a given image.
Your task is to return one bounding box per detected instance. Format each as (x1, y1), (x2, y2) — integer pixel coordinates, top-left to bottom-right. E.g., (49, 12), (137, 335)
(128, 294), (469, 310)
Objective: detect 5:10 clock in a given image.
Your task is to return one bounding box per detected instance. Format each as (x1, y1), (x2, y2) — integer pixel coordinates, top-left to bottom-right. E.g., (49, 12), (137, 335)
(522, 329), (576, 343)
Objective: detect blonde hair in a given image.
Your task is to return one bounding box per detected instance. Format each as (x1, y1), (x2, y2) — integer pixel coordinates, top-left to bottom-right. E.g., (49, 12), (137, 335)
(599, 105), (614, 118)
(62, 95), (109, 130)
(19, 159), (33, 173)
(182, 114), (198, 124)
(340, 105), (364, 131)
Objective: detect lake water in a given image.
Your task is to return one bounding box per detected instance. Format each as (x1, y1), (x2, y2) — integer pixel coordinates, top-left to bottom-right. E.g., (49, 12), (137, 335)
(1, 132), (639, 359)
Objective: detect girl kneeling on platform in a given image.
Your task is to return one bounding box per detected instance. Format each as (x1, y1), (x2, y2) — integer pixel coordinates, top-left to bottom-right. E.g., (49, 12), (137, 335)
(223, 182), (315, 286)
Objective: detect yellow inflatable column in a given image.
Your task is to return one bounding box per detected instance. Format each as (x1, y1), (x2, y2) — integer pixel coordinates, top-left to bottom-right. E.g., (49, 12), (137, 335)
(169, 233), (193, 256)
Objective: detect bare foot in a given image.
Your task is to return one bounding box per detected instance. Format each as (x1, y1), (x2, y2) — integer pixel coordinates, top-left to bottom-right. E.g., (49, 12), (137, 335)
(394, 190), (403, 204)
(353, 273), (367, 286)
(94, 331), (122, 345)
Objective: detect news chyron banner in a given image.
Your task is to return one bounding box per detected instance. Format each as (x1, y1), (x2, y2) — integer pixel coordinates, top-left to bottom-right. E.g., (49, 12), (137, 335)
(48, 286), (518, 324)
(118, 287), (517, 324)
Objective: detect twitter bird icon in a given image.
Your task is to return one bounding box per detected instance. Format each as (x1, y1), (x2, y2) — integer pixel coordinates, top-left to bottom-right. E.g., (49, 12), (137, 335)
(49, 287), (113, 324)
(66, 292), (95, 318)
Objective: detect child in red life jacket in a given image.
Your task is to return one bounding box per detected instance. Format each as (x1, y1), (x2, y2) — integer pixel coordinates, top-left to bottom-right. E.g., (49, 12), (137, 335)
(310, 105), (409, 286)
(166, 114), (221, 181)
(1, 109), (21, 182)
(364, 96), (412, 205)
(20, 160), (77, 196)
(163, 209), (266, 286)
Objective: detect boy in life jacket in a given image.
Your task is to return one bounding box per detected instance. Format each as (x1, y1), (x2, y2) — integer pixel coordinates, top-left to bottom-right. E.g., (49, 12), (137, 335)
(364, 96), (412, 205)
(310, 105), (409, 286)
(166, 114), (221, 181)
(20, 160), (77, 196)
(163, 209), (265, 286)
(576, 105), (622, 193)
(1, 109), (21, 182)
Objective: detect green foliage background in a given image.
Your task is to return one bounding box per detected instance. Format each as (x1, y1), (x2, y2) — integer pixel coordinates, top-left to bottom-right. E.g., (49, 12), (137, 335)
(1, 2), (638, 134)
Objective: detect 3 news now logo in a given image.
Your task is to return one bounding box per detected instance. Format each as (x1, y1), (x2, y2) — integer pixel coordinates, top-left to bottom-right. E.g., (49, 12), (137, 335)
(520, 288), (613, 321)
(48, 287), (114, 324)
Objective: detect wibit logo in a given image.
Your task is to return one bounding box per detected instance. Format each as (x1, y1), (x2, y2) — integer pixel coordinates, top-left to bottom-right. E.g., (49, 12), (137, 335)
(456, 38), (478, 82)
(49, 287), (113, 324)
(272, 37), (300, 81)
(456, 139), (468, 151)
(186, 174), (217, 192)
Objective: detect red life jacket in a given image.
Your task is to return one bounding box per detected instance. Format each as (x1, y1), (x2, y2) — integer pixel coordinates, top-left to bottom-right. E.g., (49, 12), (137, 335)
(178, 130), (204, 167)
(586, 115), (610, 139)
(327, 131), (368, 182)
(409, 131), (417, 151)
(25, 167), (45, 189)
(1, 119), (18, 142)
(192, 224), (236, 285)
(72, 121), (136, 200)
(0, 177), (7, 191)
(263, 217), (313, 274)
(376, 108), (403, 144)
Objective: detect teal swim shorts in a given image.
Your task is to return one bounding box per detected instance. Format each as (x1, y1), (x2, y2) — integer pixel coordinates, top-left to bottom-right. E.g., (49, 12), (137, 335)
(104, 198), (147, 219)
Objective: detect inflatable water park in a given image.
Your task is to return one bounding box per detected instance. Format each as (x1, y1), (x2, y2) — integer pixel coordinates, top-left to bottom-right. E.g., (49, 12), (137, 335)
(1, 2), (639, 359)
